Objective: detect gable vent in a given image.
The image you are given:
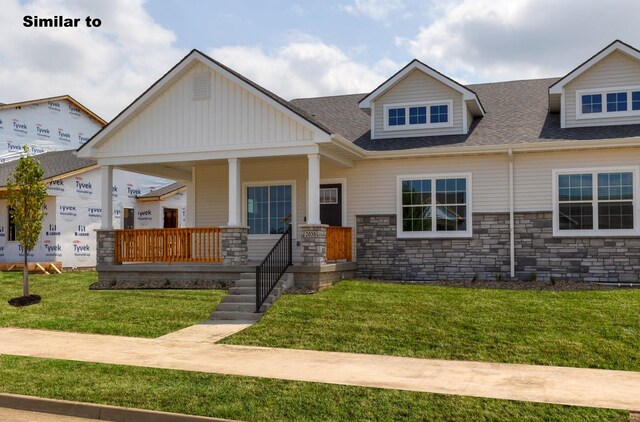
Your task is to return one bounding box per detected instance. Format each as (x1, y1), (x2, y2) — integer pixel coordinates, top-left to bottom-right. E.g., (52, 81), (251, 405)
(193, 72), (211, 100)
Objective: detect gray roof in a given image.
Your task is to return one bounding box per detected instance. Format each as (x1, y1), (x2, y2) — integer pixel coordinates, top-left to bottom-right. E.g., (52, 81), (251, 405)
(290, 77), (640, 151)
(0, 150), (96, 187)
(139, 181), (185, 199)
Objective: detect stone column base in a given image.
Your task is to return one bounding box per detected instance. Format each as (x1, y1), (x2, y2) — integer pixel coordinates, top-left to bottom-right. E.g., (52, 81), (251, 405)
(221, 226), (249, 265)
(299, 224), (328, 266)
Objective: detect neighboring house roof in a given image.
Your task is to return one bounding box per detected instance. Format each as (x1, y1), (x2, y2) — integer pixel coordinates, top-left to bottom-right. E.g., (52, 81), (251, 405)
(0, 95), (107, 126)
(137, 181), (186, 201)
(291, 77), (640, 151)
(549, 40), (640, 94)
(78, 49), (333, 154)
(358, 59), (485, 116)
(0, 150), (97, 189)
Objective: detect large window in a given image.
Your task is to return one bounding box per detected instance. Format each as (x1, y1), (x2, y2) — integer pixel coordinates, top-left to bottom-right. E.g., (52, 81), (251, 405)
(577, 87), (640, 119)
(247, 184), (292, 235)
(554, 168), (638, 236)
(397, 174), (471, 238)
(385, 100), (453, 130)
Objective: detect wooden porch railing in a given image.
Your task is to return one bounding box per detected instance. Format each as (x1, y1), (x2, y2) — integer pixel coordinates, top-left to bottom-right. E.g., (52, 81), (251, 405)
(326, 226), (352, 262)
(115, 228), (222, 264)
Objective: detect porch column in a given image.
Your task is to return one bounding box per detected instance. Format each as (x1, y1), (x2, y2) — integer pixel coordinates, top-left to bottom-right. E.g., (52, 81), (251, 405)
(307, 153), (321, 225)
(227, 158), (241, 226)
(100, 165), (113, 229)
(186, 166), (196, 227)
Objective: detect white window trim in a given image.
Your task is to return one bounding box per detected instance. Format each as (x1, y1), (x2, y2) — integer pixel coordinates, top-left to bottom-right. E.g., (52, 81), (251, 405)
(552, 166), (640, 237)
(575, 85), (640, 120)
(320, 187), (339, 205)
(242, 180), (297, 240)
(396, 172), (473, 239)
(383, 100), (454, 131)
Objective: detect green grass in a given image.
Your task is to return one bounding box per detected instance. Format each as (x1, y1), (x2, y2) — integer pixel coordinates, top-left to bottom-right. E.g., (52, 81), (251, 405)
(0, 272), (224, 337)
(223, 281), (640, 371)
(0, 355), (627, 421)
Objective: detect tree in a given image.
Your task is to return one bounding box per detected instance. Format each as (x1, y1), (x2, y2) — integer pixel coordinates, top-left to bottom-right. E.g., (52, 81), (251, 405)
(6, 146), (48, 297)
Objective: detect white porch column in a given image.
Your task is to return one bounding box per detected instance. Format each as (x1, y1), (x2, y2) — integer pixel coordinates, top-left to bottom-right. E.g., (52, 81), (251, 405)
(307, 153), (321, 225)
(186, 166), (196, 227)
(227, 158), (241, 226)
(100, 165), (114, 229)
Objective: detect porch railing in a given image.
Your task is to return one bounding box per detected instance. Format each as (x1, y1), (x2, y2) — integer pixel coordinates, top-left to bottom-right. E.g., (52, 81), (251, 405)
(114, 228), (222, 264)
(256, 225), (292, 312)
(326, 226), (352, 262)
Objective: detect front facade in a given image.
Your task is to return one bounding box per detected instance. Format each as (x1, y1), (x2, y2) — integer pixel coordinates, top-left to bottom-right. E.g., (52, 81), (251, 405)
(80, 40), (640, 287)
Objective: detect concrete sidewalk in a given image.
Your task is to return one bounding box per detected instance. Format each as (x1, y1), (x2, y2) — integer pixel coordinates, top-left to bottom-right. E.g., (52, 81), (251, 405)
(0, 327), (639, 412)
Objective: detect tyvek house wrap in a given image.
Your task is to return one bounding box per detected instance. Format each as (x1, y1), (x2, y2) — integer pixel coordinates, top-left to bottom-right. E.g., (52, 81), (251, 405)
(0, 99), (187, 268)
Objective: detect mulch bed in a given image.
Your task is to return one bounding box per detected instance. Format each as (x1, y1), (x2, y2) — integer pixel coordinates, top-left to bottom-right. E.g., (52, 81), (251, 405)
(424, 280), (609, 291)
(8, 295), (42, 307)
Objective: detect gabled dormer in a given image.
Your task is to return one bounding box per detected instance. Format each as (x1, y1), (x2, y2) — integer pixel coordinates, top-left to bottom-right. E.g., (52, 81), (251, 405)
(549, 40), (640, 129)
(359, 60), (484, 140)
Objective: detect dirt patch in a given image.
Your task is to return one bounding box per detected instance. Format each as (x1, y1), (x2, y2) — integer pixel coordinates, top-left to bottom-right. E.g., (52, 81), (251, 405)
(8, 295), (42, 307)
(421, 280), (611, 291)
(630, 412), (639, 422)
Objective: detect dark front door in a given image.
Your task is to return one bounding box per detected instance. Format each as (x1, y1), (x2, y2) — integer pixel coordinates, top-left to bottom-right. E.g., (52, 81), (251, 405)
(123, 208), (134, 229)
(320, 183), (342, 227)
(163, 208), (178, 228)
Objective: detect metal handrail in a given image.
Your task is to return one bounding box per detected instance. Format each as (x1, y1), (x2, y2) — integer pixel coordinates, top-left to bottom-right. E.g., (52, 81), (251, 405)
(255, 225), (292, 312)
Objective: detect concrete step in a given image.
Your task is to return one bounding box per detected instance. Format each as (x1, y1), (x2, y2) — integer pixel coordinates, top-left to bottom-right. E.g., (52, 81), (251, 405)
(240, 272), (256, 280)
(216, 302), (270, 313)
(211, 310), (263, 321)
(233, 279), (257, 288)
(222, 294), (276, 304)
(229, 286), (282, 296)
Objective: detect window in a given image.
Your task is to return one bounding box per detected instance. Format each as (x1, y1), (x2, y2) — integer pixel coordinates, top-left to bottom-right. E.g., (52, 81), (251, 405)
(554, 168), (638, 236)
(319, 187), (338, 205)
(409, 106), (427, 125)
(398, 174), (471, 238)
(247, 184), (292, 235)
(7, 207), (16, 242)
(577, 86), (640, 119)
(581, 94), (602, 114)
(606, 92), (627, 112)
(430, 105), (449, 123)
(388, 108), (405, 126)
(633, 91), (640, 111)
(384, 100), (453, 130)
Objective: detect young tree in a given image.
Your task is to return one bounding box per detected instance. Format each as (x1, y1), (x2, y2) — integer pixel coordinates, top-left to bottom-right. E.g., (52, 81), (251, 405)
(6, 146), (48, 297)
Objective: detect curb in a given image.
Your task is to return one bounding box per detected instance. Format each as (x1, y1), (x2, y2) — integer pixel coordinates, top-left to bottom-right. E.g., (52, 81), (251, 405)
(0, 393), (235, 422)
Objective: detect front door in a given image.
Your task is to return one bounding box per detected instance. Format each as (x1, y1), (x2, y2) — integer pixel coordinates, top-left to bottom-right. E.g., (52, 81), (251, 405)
(320, 184), (342, 227)
(163, 208), (178, 228)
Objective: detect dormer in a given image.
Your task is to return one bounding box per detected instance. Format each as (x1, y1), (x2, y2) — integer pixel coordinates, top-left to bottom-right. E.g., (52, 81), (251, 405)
(550, 40), (640, 129)
(359, 60), (484, 140)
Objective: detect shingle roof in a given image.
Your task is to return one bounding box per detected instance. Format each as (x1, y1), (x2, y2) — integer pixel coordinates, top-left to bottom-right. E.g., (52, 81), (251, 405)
(0, 150), (96, 188)
(138, 181), (185, 199)
(290, 77), (640, 151)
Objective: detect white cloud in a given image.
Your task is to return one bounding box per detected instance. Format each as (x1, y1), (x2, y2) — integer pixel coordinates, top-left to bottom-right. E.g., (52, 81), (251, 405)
(399, 0), (640, 83)
(0, 0), (184, 119)
(340, 0), (405, 22)
(209, 41), (392, 99)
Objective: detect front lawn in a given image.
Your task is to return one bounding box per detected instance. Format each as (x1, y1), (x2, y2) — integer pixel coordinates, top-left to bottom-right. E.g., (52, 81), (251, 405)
(223, 281), (640, 371)
(0, 355), (627, 421)
(0, 272), (224, 337)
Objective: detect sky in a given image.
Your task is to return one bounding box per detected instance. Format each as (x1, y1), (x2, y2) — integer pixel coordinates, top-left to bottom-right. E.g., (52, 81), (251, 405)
(1, 0), (640, 120)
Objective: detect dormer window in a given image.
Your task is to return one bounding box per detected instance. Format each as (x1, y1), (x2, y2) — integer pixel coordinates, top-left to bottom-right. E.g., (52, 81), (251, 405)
(577, 86), (640, 119)
(384, 100), (453, 131)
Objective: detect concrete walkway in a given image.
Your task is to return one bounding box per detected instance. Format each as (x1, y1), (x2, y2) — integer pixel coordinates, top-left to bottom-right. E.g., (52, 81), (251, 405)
(0, 327), (639, 412)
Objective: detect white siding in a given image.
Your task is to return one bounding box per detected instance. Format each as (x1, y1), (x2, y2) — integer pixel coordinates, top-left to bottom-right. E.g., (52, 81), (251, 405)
(101, 62), (315, 156)
(373, 70), (464, 139)
(514, 147), (640, 211)
(565, 51), (640, 128)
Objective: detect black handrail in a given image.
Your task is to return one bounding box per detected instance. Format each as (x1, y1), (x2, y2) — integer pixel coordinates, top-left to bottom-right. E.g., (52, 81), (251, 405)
(255, 225), (292, 312)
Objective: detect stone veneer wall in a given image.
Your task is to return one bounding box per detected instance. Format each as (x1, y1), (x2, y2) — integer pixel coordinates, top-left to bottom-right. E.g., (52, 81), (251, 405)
(356, 213), (640, 283)
(356, 214), (510, 281)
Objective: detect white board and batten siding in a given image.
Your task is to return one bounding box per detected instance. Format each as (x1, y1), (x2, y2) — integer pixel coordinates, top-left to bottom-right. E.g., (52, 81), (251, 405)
(100, 62), (315, 156)
(373, 69), (464, 139)
(564, 51), (640, 128)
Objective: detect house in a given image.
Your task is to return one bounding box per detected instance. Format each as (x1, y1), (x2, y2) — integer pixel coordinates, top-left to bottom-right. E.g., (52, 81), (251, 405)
(78, 40), (640, 295)
(0, 96), (186, 269)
